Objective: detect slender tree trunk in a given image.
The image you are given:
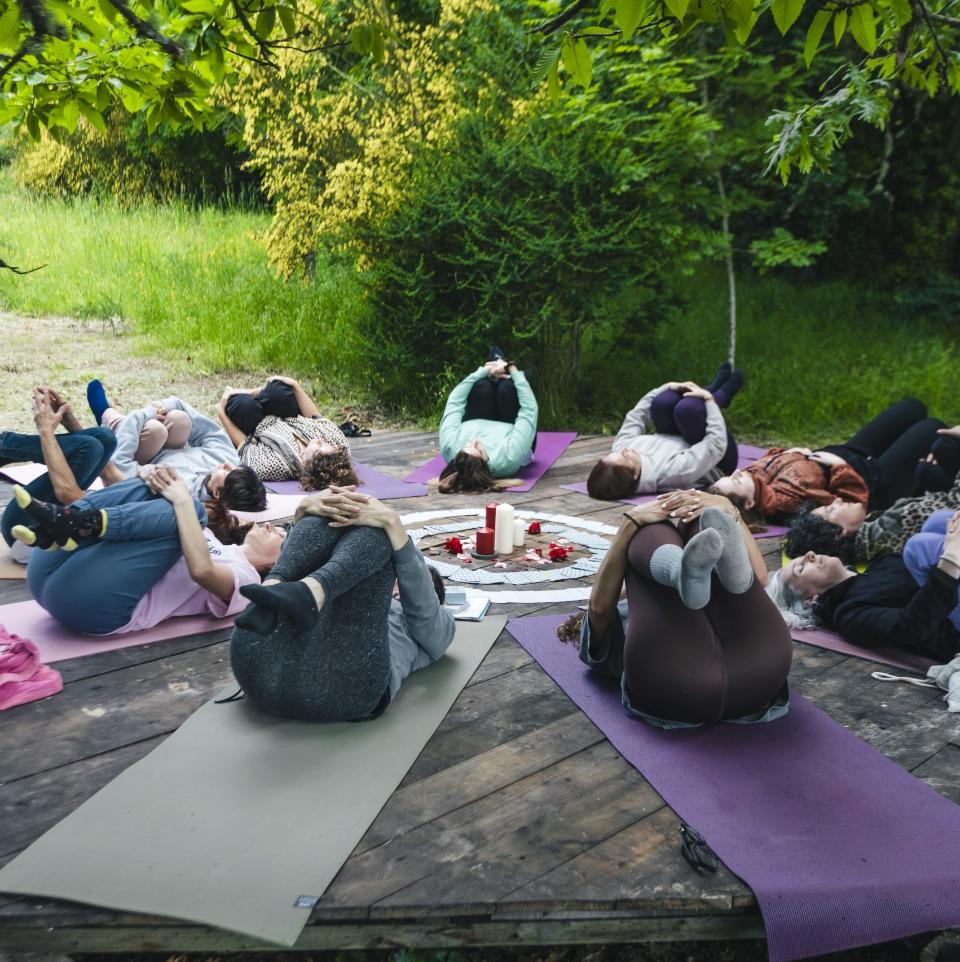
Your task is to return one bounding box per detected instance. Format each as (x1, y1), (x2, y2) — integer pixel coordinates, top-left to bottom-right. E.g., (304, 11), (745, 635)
(699, 37), (737, 366)
(716, 167), (737, 366)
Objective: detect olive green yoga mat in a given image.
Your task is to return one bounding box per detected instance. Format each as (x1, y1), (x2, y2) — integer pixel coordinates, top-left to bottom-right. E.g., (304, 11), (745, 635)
(0, 617), (506, 946)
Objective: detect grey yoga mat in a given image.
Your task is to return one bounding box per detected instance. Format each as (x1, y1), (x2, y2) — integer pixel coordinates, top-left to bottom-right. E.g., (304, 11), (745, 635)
(0, 617), (505, 946)
(507, 614), (960, 962)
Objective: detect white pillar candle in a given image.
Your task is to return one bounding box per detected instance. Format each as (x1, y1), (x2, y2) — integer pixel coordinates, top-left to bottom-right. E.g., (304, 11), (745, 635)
(513, 517), (525, 548)
(494, 502), (515, 554)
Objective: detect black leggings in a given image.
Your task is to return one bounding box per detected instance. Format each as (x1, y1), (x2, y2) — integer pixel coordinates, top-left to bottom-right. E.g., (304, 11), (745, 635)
(463, 378), (536, 450)
(225, 379), (302, 437)
(622, 523), (792, 725)
(822, 398), (944, 510)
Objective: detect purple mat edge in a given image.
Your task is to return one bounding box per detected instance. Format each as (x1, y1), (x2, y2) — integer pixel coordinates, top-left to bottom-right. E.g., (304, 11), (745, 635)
(792, 626), (935, 674)
(267, 462), (428, 499)
(505, 612), (960, 962)
(401, 432), (577, 491)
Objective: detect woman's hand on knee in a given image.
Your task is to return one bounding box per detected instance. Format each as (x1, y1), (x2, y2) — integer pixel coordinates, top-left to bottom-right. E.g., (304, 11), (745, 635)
(657, 489), (735, 523)
(293, 487), (359, 525)
(624, 502), (670, 529)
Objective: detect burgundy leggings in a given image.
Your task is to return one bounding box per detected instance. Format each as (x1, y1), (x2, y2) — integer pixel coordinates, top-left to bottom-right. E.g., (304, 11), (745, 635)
(623, 523), (792, 725)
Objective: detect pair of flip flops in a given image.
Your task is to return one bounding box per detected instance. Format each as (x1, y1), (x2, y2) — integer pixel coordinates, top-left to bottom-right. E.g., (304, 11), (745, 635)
(339, 421), (371, 438)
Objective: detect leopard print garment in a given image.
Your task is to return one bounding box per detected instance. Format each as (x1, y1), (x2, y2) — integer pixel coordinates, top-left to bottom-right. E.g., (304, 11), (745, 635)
(856, 475), (960, 562)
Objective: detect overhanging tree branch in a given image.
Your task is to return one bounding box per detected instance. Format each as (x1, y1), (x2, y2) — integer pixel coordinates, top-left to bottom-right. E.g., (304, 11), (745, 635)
(105, 0), (184, 59)
(0, 257), (46, 274)
(529, 0), (592, 36)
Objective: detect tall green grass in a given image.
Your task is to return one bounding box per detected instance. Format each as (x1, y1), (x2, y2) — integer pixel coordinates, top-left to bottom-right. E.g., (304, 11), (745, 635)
(0, 171), (370, 405)
(1, 168), (955, 443)
(636, 272), (960, 447)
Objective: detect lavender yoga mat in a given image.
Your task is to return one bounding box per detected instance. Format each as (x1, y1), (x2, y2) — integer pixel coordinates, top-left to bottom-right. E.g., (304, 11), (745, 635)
(0, 463), (104, 490)
(267, 462), (428, 500)
(403, 432), (577, 492)
(0, 599), (233, 664)
(792, 625), (935, 674)
(507, 614), (960, 962)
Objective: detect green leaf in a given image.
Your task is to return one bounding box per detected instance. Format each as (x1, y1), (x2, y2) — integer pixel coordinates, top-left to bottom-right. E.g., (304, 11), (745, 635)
(96, 81), (112, 110)
(889, 0), (911, 24)
(723, 0), (754, 27)
(770, 0), (804, 33)
(371, 28), (384, 62)
(734, 11), (757, 40)
(26, 111), (40, 140)
(613, 0), (645, 38)
(351, 23), (373, 53)
(181, 0), (217, 13)
(254, 5), (275, 38)
(848, 3), (876, 52)
(276, 5), (295, 36)
(96, 0), (117, 21)
(561, 35), (592, 87)
(547, 59), (561, 99)
(833, 8), (847, 44)
(0, 2), (22, 48)
(663, 0), (690, 21)
(77, 97), (107, 132)
(804, 8), (830, 65)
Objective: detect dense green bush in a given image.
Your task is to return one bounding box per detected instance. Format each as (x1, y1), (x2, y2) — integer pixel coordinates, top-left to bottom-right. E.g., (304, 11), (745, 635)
(359, 52), (721, 424)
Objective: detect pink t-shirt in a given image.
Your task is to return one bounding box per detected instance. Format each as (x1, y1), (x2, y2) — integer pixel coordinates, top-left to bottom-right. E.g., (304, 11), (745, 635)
(111, 529), (259, 634)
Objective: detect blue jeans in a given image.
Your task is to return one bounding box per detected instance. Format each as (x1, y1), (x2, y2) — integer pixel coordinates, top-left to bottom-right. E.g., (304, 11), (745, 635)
(27, 478), (207, 635)
(1, 428), (117, 546)
(903, 509), (960, 631)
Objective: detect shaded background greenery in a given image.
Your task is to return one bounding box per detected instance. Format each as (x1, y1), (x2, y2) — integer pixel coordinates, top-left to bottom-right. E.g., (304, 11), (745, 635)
(1, 0), (958, 446)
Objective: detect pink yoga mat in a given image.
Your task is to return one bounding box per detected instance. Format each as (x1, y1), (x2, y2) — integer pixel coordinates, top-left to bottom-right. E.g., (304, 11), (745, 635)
(402, 432), (577, 492)
(0, 600), (234, 664)
(233, 493), (306, 523)
(0, 463), (103, 490)
(792, 625), (936, 674)
(267, 463), (428, 500)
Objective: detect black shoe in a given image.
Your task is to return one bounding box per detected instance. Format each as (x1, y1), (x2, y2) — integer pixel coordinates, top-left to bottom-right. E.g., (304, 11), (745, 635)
(931, 435), (960, 479)
(916, 460), (954, 493)
(488, 345), (506, 362)
(12, 485), (105, 550)
(10, 523), (57, 551)
(704, 362), (732, 394)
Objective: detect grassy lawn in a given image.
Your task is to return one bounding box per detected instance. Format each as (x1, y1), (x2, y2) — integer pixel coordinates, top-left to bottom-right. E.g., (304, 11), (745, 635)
(2, 168), (956, 445)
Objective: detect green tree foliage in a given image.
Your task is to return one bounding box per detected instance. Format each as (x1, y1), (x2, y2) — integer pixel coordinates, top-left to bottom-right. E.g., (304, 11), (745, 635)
(358, 53), (722, 421)
(10, 109), (259, 203)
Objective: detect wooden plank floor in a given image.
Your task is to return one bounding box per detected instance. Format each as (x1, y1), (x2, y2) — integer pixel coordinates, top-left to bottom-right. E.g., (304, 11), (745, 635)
(1, 430), (958, 954)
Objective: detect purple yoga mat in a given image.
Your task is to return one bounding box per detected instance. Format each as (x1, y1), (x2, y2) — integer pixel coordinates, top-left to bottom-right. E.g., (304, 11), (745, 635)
(792, 625), (935, 674)
(0, 463), (104, 490)
(0, 599), (234, 664)
(267, 463), (428, 500)
(402, 432), (577, 492)
(507, 614), (960, 962)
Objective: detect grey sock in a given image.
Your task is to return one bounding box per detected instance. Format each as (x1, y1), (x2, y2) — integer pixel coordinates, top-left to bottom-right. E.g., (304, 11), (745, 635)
(649, 528), (723, 609)
(700, 507), (754, 594)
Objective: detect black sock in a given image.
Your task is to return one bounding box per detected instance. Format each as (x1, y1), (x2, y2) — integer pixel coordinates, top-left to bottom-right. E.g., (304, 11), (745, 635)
(234, 602), (281, 636)
(916, 460), (954, 494)
(931, 436), (960, 480)
(239, 581), (320, 633)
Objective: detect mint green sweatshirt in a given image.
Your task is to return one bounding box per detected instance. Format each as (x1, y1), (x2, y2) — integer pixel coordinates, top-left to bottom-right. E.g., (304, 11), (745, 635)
(438, 368), (538, 478)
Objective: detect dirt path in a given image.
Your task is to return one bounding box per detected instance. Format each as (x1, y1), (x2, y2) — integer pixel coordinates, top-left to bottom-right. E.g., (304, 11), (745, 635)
(0, 312), (276, 433)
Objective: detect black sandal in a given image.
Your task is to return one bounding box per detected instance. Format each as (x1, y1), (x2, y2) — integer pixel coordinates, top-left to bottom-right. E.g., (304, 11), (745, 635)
(339, 421), (372, 438)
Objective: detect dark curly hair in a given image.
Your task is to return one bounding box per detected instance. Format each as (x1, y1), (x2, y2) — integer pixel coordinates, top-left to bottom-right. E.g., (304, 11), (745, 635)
(785, 502), (858, 565)
(586, 459), (637, 500)
(300, 448), (360, 492)
(205, 498), (254, 545)
(557, 611), (586, 643)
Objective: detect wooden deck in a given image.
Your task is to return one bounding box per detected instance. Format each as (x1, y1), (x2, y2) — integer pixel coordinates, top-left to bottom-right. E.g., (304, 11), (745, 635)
(1, 430), (958, 954)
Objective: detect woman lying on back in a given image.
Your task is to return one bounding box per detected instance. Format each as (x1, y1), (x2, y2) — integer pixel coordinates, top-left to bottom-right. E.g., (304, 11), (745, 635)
(436, 349), (538, 495)
(711, 398), (944, 521)
(218, 376), (358, 491)
(10, 470), (283, 635)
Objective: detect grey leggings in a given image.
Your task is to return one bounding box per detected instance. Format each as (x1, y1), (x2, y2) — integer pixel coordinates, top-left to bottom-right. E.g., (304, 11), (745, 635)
(229, 517), (395, 721)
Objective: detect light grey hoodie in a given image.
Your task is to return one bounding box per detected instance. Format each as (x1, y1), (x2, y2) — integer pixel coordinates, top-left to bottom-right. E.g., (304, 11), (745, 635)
(612, 383), (729, 494)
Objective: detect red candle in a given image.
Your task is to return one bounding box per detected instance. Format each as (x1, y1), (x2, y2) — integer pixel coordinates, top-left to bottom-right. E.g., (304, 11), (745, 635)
(485, 502), (499, 530)
(476, 527), (495, 555)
